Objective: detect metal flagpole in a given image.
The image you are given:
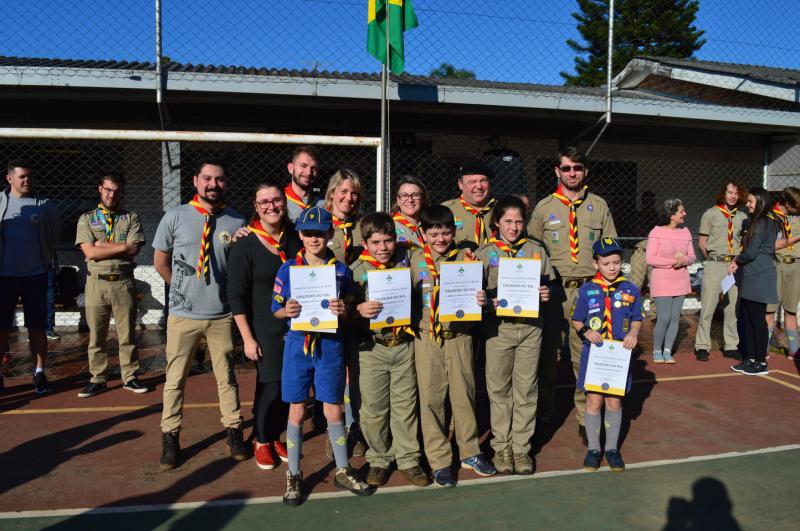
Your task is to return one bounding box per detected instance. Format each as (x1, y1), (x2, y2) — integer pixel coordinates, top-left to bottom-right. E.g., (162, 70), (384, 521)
(383, 2), (392, 211)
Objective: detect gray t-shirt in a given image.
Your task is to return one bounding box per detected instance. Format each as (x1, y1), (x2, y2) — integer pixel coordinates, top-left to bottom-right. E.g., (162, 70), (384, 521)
(153, 204), (245, 319)
(1, 195), (45, 276)
(286, 189), (325, 222)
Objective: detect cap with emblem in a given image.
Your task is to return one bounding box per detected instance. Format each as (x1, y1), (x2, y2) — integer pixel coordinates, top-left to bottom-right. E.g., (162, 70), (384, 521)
(592, 237), (624, 257)
(295, 206), (332, 232)
(457, 158), (494, 180)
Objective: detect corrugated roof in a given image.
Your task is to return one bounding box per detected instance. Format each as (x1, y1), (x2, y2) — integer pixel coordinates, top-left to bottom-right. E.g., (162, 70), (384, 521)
(638, 56), (800, 86)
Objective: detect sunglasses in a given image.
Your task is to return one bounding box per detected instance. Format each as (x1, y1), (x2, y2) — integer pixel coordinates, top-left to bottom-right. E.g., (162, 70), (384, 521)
(559, 164), (585, 173)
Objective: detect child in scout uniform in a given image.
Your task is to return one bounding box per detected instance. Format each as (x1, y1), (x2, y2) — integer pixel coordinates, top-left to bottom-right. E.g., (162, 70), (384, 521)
(571, 237), (642, 473)
(409, 204), (495, 487)
(475, 196), (553, 475)
(350, 212), (430, 488)
(767, 187), (800, 358)
(272, 206), (372, 506)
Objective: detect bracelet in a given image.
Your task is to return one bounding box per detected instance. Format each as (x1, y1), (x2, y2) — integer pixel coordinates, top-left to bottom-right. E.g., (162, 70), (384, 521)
(578, 325), (590, 340)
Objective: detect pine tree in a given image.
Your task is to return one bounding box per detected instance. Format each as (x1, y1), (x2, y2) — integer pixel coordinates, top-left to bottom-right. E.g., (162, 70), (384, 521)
(561, 0), (706, 87)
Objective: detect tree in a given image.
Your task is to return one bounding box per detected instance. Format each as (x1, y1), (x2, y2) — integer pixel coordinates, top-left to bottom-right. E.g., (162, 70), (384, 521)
(429, 62), (476, 79)
(561, 0), (706, 87)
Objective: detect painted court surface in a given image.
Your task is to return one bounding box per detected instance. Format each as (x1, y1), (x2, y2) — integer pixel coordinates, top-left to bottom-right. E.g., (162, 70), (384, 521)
(1, 341), (800, 529)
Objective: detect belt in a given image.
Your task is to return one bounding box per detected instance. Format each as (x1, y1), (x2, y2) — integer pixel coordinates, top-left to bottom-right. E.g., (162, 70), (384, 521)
(500, 316), (529, 324)
(374, 335), (413, 347)
(562, 277), (591, 289)
(777, 255), (797, 264)
(707, 255), (736, 262)
(90, 272), (132, 281)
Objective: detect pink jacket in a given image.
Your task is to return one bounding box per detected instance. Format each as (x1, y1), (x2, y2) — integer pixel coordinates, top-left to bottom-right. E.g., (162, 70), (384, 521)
(646, 226), (696, 297)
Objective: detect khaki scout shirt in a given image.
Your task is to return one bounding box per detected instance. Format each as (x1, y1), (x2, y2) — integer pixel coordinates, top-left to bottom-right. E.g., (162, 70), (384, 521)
(75, 208), (145, 275)
(698, 205), (747, 257)
(408, 246), (475, 334)
(775, 214), (800, 259)
(528, 191), (616, 279)
(350, 253), (413, 342)
(393, 216), (425, 251)
(474, 239), (555, 302)
(328, 217), (362, 265)
(442, 197), (496, 246)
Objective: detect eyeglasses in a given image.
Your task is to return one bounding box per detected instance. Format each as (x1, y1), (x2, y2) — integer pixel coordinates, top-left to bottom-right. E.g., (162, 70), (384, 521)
(559, 164), (585, 173)
(100, 186), (121, 194)
(398, 192), (423, 201)
(255, 198), (284, 208)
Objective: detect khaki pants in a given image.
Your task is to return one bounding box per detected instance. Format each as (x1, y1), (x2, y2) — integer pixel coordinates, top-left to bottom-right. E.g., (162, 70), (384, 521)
(628, 240), (649, 290)
(85, 275), (138, 384)
(696, 261), (739, 351)
(414, 334), (480, 469)
(161, 315), (242, 433)
(485, 320), (541, 454)
(767, 261), (800, 313)
(359, 340), (421, 469)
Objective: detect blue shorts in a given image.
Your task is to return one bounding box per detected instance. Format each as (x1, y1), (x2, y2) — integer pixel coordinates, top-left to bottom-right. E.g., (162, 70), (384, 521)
(0, 274), (48, 331)
(281, 332), (346, 404)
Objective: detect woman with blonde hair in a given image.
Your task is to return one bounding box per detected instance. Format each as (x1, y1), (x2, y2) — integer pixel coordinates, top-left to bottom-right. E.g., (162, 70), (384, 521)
(325, 168), (363, 265)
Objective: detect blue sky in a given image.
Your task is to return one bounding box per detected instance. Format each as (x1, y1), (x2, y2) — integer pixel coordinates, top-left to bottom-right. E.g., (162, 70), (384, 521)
(2, 0), (798, 85)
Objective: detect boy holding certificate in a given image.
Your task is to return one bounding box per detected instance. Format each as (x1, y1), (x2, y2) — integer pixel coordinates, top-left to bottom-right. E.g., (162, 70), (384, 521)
(272, 206), (372, 505)
(350, 212), (430, 488)
(571, 237), (643, 473)
(409, 205), (495, 487)
(475, 196), (553, 475)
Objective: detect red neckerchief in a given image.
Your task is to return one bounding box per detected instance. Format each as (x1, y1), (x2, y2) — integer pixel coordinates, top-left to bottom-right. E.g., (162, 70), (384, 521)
(249, 217), (286, 262)
(458, 196), (496, 244)
(715, 204), (738, 254)
(189, 194), (224, 283)
(552, 184), (587, 264)
(591, 272), (627, 339)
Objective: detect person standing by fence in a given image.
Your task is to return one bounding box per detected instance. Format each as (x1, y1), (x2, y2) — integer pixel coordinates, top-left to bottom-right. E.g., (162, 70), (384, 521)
(766, 187), (800, 358)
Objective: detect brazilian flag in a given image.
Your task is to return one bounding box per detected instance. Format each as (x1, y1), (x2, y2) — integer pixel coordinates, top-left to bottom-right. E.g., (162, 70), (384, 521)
(367, 0), (418, 75)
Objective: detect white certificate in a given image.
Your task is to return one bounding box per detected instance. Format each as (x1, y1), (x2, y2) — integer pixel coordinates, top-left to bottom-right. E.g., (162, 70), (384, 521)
(439, 261), (483, 322)
(496, 258), (542, 318)
(584, 340), (632, 397)
(367, 268), (412, 330)
(289, 264), (338, 332)
(721, 273), (735, 295)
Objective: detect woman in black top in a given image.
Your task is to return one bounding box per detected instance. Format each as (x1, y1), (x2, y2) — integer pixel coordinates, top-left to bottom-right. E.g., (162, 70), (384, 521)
(727, 187), (778, 376)
(228, 179), (302, 469)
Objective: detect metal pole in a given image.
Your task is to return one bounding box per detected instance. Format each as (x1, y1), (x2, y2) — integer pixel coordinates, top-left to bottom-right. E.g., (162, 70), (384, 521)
(384, 3), (392, 211)
(378, 64), (387, 212)
(155, 0), (163, 106)
(586, 0), (614, 157)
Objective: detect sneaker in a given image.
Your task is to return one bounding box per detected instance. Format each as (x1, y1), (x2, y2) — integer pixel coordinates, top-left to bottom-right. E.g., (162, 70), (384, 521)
(283, 471), (304, 506)
(653, 351), (665, 364)
(461, 454), (496, 476)
(663, 351), (675, 364)
(731, 359), (754, 373)
(695, 349), (709, 362)
(227, 427), (248, 461)
(366, 466), (390, 487)
(399, 465), (430, 487)
(333, 466), (374, 496)
(33, 372), (52, 394)
(432, 467), (456, 488)
(787, 350), (799, 360)
(605, 449), (625, 472)
(122, 378), (152, 394)
(742, 362), (768, 376)
(254, 442), (276, 470)
(578, 425), (588, 447)
(723, 349), (742, 361)
(273, 440), (289, 462)
(160, 431), (180, 471)
(583, 450), (601, 471)
(514, 453), (535, 475)
(46, 330), (61, 341)
(493, 447), (514, 475)
(78, 381), (107, 398)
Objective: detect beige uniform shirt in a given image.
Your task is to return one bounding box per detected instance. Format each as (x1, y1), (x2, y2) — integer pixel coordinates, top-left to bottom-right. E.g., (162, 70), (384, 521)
(75, 208), (145, 274)
(408, 246), (475, 334)
(475, 238), (555, 306)
(528, 191), (616, 279)
(775, 214), (800, 259)
(350, 254), (414, 342)
(442, 197), (496, 246)
(393, 215), (425, 251)
(328, 217), (362, 265)
(698, 206), (747, 258)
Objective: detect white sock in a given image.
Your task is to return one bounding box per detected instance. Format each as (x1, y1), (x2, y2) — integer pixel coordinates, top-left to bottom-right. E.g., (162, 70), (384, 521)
(34, 367), (44, 375)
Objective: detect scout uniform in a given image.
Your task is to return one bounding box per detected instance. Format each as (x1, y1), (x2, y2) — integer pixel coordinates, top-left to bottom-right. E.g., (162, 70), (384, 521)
(527, 185), (616, 424)
(442, 196), (496, 246)
(329, 214), (362, 265)
(767, 208), (800, 316)
(475, 236), (554, 458)
(695, 204), (747, 353)
(75, 205), (145, 385)
(284, 184), (324, 222)
(350, 249), (422, 472)
(392, 213), (425, 251)
(409, 244), (482, 470)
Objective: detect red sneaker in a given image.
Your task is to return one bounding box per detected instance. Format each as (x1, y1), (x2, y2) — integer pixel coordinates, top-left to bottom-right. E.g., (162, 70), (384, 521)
(273, 440), (289, 462)
(254, 442), (276, 470)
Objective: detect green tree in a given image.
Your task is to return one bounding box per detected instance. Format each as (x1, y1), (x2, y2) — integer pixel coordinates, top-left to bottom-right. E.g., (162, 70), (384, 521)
(561, 0), (706, 87)
(429, 62), (476, 79)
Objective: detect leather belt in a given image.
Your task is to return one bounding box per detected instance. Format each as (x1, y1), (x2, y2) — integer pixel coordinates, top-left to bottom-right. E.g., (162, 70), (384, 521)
(562, 277), (591, 289)
(374, 335), (412, 347)
(707, 255), (736, 262)
(441, 330), (461, 340)
(500, 316), (529, 324)
(778, 255), (797, 264)
(90, 272), (132, 281)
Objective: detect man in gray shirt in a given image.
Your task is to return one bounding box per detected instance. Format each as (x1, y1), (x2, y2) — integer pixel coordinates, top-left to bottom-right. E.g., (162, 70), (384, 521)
(0, 160), (59, 394)
(284, 146), (325, 221)
(153, 157), (247, 470)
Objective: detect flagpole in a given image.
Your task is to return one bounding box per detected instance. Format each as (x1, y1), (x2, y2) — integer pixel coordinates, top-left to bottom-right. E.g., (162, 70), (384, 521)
(383, 3), (391, 212)
(378, 62), (387, 212)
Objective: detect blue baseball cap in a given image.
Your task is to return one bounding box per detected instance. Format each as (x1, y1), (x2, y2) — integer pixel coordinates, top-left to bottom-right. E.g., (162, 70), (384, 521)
(295, 206), (332, 232)
(592, 237), (624, 257)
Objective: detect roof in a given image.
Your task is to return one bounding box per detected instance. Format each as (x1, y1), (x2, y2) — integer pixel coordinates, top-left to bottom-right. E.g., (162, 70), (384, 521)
(637, 56), (800, 87)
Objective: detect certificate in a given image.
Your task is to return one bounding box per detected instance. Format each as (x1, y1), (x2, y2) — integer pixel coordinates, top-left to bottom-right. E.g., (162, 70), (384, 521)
(584, 340), (632, 397)
(439, 261), (483, 322)
(367, 268), (412, 329)
(496, 258), (542, 318)
(721, 273), (735, 295)
(289, 264), (338, 332)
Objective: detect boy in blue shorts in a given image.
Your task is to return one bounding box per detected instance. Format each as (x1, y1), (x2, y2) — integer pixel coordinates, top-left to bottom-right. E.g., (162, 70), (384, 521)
(571, 237), (642, 472)
(272, 206), (372, 505)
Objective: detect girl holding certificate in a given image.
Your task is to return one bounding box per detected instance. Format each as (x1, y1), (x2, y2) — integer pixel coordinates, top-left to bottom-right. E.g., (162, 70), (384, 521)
(391, 175), (429, 251)
(475, 196), (553, 475)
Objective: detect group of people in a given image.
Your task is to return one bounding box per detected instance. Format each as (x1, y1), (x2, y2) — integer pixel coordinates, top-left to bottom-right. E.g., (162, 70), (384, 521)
(1, 147), (798, 506)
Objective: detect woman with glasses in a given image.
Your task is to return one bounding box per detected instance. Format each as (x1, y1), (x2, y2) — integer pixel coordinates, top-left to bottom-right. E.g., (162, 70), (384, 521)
(391, 175), (429, 251)
(227, 179), (302, 470)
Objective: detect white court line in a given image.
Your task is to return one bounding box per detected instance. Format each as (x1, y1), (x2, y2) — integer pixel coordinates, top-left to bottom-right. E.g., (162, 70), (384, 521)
(1, 443), (798, 520)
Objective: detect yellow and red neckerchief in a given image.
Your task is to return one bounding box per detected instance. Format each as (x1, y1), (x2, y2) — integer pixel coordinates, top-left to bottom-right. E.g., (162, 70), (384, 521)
(553, 184), (587, 263)
(189, 194), (223, 283)
(332, 215), (355, 261)
(459, 196), (496, 245)
(715, 204), (739, 254)
(771, 207), (793, 251)
(95, 204), (117, 242)
(423, 243), (460, 345)
(490, 235), (531, 257)
(591, 272), (627, 339)
(392, 212), (424, 247)
(249, 217), (286, 262)
(284, 184), (309, 210)
(294, 248), (337, 356)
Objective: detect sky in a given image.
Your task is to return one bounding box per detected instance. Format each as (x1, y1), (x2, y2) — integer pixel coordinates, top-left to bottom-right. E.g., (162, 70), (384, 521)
(2, 0), (798, 86)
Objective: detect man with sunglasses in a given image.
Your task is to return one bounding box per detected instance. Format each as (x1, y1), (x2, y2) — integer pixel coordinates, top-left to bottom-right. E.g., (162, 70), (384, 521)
(528, 147), (616, 445)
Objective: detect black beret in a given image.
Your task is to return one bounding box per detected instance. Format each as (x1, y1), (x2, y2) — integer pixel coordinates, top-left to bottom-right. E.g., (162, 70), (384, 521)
(457, 158), (494, 180)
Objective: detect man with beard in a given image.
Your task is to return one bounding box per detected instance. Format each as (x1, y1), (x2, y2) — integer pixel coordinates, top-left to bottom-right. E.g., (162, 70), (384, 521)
(442, 159), (497, 247)
(528, 147), (616, 445)
(75, 173), (151, 398)
(284, 146), (325, 222)
(153, 157), (247, 470)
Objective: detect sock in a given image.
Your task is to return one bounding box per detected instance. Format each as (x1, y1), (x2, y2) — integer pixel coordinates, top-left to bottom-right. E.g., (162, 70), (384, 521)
(787, 330), (798, 354)
(585, 412), (602, 452)
(653, 349), (662, 356)
(328, 421), (349, 469)
(286, 422), (303, 475)
(343, 385), (354, 428)
(604, 408), (622, 451)
(663, 349), (672, 358)
(767, 326), (774, 346)
(34, 367), (44, 375)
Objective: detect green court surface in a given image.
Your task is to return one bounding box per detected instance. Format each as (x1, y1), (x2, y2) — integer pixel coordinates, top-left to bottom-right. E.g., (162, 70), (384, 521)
(3, 447), (797, 530)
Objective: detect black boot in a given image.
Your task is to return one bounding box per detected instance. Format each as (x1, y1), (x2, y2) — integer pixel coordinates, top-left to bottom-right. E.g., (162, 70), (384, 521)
(227, 427), (248, 461)
(160, 431), (180, 471)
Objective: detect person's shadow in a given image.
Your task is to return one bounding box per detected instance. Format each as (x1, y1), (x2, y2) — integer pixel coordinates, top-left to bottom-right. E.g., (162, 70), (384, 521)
(663, 477), (741, 531)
